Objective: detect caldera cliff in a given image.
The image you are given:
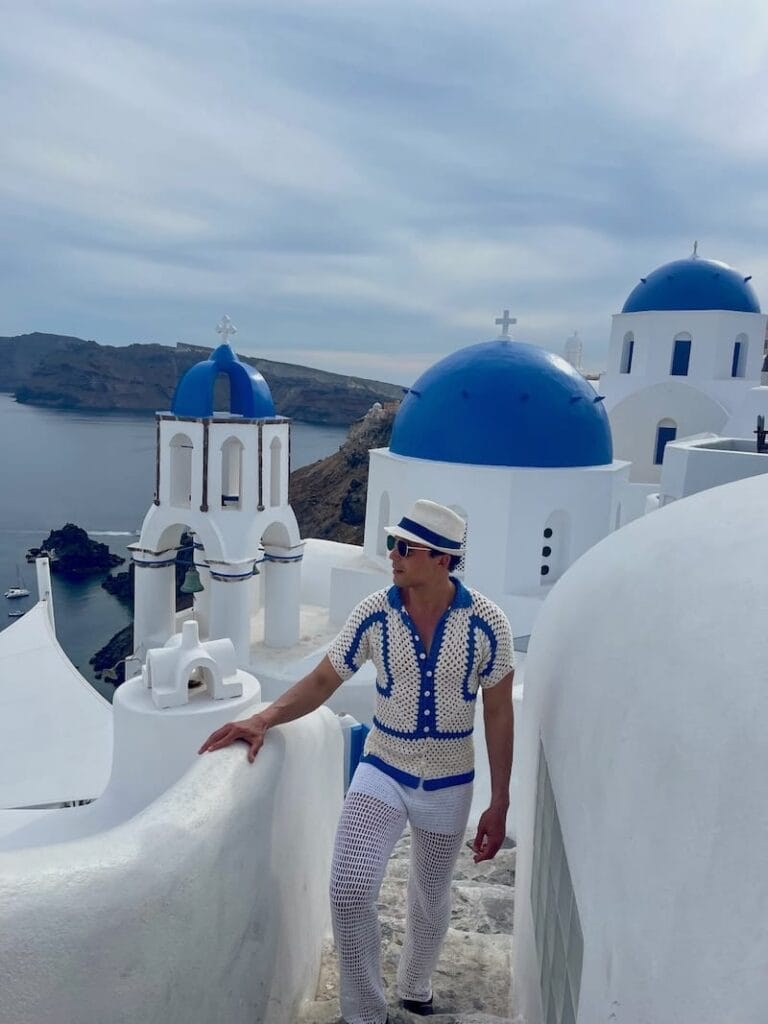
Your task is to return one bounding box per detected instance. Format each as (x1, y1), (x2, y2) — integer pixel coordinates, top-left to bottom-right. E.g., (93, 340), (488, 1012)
(0, 333), (403, 426)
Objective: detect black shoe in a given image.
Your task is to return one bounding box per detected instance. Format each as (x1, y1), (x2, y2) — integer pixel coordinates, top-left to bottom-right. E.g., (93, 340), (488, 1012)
(401, 995), (434, 1016)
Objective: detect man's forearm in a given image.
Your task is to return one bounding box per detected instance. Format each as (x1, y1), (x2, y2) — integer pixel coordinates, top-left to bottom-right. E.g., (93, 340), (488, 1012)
(257, 655), (342, 730)
(484, 698), (514, 807)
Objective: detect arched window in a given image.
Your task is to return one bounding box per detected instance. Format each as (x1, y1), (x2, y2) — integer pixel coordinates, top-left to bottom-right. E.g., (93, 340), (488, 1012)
(731, 333), (748, 378)
(670, 333), (692, 376)
(376, 491), (390, 556)
(169, 433), (193, 508)
(447, 504), (468, 577)
(654, 418), (677, 465)
(270, 436), (282, 507)
(540, 511), (570, 586)
(221, 437), (243, 508)
(614, 503), (622, 531)
(620, 332), (634, 374)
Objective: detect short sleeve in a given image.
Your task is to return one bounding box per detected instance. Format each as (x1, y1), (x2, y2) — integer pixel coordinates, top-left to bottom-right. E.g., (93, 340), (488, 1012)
(326, 592), (385, 682)
(477, 599), (515, 689)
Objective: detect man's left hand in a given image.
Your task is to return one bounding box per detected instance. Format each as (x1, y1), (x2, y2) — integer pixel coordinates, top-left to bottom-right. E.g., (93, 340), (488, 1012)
(470, 805), (508, 863)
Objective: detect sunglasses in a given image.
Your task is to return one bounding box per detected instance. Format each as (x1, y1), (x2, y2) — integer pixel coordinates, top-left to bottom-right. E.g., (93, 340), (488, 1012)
(386, 535), (435, 558)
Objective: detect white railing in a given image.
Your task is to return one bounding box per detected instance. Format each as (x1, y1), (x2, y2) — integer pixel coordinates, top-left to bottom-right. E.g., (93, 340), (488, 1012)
(0, 708), (343, 1024)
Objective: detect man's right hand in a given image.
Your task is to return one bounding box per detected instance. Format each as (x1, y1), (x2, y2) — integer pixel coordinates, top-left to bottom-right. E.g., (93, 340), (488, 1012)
(198, 714), (268, 763)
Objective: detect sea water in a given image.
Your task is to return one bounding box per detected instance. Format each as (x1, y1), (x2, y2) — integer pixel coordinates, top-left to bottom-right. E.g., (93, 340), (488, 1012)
(0, 394), (347, 695)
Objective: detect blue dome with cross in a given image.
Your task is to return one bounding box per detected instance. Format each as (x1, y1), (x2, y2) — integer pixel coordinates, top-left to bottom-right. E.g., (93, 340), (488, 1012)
(622, 254), (760, 314)
(171, 319), (276, 418)
(389, 338), (613, 468)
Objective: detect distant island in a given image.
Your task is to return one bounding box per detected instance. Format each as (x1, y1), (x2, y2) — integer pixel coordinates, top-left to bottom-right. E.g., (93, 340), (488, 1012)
(0, 332), (404, 426)
(27, 524), (124, 579)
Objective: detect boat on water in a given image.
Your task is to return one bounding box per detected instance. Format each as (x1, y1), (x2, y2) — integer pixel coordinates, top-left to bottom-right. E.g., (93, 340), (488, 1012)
(7, 610), (24, 618)
(4, 565), (30, 599)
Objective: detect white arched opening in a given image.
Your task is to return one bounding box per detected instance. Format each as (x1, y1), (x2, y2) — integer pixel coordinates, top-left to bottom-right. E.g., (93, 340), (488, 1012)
(214, 372), (232, 413)
(169, 433), (193, 509)
(376, 491), (390, 556)
(654, 418), (677, 466)
(540, 510), (570, 586)
(731, 333), (748, 378)
(221, 437), (243, 509)
(270, 437), (282, 508)
(620, 331), (635, 374)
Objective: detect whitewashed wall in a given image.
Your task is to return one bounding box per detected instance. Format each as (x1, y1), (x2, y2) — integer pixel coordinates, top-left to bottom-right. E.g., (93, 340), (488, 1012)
(601, 309), (766, 405)
(0, 707), (343, 1024)
(600, 308), (766, 484)
(660, 434), (768, 502)
(514, 473), (768, 1024)
(606, 381), (729, 483)
(359, 449), (628, 635)
(724, 385), (768, 436)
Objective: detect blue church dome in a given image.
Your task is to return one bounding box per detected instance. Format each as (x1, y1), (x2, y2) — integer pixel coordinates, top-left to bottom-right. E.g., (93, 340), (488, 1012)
(389, 340), (613, 468)
(622, 256), (760, 314)
(171, 343), (276, 418)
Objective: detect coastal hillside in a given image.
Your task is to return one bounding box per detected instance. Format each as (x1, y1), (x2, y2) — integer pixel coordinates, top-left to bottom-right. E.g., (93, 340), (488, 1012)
(290, 401), (398, 543)
(0, 333), (403, 426)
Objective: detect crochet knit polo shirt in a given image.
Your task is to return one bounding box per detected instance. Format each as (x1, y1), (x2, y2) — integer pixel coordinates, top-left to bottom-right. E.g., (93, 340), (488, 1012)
(327, 579), (514, 790)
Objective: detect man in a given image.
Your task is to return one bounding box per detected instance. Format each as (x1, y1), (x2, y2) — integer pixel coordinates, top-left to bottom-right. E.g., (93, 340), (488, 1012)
(200, 500), (514, 1024)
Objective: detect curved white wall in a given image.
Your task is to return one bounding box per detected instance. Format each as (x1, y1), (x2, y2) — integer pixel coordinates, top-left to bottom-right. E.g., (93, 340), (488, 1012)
(514, 473), (768, 1023)
(0, 708), (343, 1024)
(361, 448), (628, 635)
(608, 381), (728, 482)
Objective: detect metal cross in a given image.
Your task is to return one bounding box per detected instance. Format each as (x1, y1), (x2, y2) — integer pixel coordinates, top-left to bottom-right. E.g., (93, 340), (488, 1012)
(495, 309), (517, 338)
(216, 314), (238, 345)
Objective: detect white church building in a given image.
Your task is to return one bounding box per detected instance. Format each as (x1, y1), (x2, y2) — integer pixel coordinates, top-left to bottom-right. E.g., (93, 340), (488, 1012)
(359, 325), (628, 637)
(600, 246), (767, 483)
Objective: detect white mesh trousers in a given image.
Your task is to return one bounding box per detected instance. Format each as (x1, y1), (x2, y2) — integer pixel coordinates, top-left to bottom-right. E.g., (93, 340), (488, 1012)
(330, 764), (472, 1024)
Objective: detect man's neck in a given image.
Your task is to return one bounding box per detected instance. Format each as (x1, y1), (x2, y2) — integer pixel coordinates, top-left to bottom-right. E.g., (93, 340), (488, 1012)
(402, 577), (456, 619)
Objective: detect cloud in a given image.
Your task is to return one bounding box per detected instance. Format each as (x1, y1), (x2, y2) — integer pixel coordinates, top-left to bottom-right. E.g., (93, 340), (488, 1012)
(0, 0), (767, 382)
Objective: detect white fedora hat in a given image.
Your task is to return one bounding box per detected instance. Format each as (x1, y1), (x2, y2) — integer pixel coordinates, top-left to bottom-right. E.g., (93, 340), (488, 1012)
(386, 499), (465, 555)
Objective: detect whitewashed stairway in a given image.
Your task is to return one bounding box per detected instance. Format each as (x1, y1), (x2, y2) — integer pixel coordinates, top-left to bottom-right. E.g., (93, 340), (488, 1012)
(297, 829), (520, 1024)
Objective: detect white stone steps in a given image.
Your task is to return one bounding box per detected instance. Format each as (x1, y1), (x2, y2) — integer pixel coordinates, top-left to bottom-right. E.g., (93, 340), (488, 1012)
(296, 829), (519, 1024)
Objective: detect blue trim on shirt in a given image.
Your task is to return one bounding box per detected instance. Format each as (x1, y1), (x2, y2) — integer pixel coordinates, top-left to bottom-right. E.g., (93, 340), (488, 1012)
(360, 754), (421, 788)
(472, 613), (498, 678)
(423, 770), (475, 791)
(361, 754), (475, 791)
(373, 716), (474, 741)
(345, 611), (395, 696)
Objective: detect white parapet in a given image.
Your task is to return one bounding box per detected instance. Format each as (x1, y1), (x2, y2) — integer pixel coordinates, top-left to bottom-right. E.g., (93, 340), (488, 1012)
(34, 557), (55, 631)
(0, 705), (344, 1024)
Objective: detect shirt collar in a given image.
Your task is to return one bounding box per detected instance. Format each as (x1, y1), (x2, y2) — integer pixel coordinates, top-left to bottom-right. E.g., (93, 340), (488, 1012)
(387, 577), (471, 611)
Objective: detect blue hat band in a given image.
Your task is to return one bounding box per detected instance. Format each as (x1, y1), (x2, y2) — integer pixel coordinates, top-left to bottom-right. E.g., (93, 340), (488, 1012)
(398, 516), (462, 551)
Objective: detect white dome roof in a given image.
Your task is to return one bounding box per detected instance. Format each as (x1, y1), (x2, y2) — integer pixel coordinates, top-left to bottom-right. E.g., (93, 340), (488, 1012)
(514, 472), (768, 1023)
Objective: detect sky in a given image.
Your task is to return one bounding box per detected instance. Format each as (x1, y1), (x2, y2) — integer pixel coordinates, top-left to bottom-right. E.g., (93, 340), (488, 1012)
(2, 1), (768, 385)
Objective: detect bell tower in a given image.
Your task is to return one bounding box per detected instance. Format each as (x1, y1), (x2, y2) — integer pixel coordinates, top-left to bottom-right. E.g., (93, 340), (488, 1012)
(128, 317), (304, 677)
